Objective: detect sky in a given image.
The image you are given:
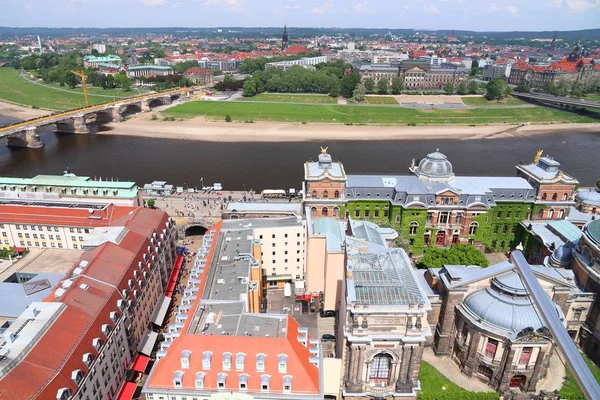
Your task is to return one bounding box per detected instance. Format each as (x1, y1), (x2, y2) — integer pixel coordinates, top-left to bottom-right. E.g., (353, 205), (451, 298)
(0, 0), (598, 31)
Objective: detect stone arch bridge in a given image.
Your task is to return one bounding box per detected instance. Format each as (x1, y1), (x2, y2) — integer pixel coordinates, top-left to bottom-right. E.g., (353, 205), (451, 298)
(0, 87), (202, 148)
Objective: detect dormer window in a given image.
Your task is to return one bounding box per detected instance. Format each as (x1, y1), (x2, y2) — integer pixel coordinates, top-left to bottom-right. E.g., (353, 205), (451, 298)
(128, 279), (134, 290)
(256, 353), (266, 372)
(56, 388), (71, 400)
(181, 350), (191, 369)
(92, 337), (103, 351)
(71, 369), (84, 385)
(109, 311), (119, 323)
(173, 370), (184, 388)
(278, 354), (288, 373)
(283, 375), (293, 393)
(239, 374), (249, 391)
(82, 352), (94, 367)
(195, 372), (205, 389)
(236, 353), (245, 371)
(202, 351), (212, 369)
(261, 374), (270, 391)
(222, 352), (232, 370)
(217, 372), (227, 390)
(101, 324), (111, 337)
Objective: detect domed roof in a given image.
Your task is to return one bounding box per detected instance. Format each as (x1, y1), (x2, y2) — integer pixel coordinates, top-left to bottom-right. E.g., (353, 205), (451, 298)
(576, 189), (600, 207)
(463, 272), (563, 336)
(411, 149), (455, 182)
(551, 244), (573, 267)
(585, 219), (600, 246)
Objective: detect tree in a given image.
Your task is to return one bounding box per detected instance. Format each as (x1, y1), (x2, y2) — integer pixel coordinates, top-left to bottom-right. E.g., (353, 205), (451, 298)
(114, 74), (132, 91)
(515, 83), (530, 93)
(91, 49), (99, 57)
(415, 244), (489, 269)
(340, 71), (361, 98)
(225, 114), (232, 122)
(353, 85), (366, 102)
(329, 82), (340, 97)
(391, 77), (403, 95)
(469, 63), (480, 77)
(363, 78), (375, 93)
(443, 82), (455, 94)
(597, 178), (600, 190)
(146, 199), (156, 208)
(456, 81), (467, 95)
(485, 79), (510, 100)
(64, 71), (79, 89)
(467, 80), (478, 94)
(377, 78), (389, 94)
(242, 79), (257, 97)
(542, 80), (558, 95)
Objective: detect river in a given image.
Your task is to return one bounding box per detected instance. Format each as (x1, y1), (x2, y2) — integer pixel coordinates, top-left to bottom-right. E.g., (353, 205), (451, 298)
(0, 115), (598, 190)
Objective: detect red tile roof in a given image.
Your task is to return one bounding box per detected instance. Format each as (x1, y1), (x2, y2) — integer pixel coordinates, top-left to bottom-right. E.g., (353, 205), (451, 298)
(285, 45), (309, 55)
(0, 203), (136, 227)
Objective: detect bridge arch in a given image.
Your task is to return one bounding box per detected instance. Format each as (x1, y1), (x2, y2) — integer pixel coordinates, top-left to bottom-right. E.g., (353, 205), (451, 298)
(148, 99), (164, 109)
(95, 110), (113, 123)
(171, 94), (181, 102)
(184, 225), (208, 237)
(121, 103), (142, 117)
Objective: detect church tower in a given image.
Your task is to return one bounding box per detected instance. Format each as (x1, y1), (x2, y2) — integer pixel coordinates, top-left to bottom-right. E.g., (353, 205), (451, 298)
(282, 25), (289, 51)
(550, 32), (556, 51)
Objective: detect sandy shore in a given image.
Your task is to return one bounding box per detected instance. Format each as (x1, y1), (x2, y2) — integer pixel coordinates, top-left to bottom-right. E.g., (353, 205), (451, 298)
(0, 100), (51, 120)
(100, 113), (600, 142)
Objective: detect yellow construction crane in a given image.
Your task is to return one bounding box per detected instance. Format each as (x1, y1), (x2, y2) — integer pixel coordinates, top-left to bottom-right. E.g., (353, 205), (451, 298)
(70, 70), (89, 107)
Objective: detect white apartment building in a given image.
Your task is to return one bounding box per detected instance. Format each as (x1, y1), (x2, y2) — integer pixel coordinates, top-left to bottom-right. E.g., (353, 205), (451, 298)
(250, 217), (307, 287)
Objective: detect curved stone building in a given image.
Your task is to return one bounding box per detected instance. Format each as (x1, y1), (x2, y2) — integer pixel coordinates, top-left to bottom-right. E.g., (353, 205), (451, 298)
(575, 188), (600, 215)
(409, 149), (455, 182)
(572, 219), (600, 365)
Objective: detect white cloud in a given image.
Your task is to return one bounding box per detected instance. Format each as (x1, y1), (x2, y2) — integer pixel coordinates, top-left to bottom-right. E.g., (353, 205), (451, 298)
(352, 2), (366, 12)
(141, 0), (167, 5)
(488, 3), (520, 14)
(311, 2), (333, 15)
(551, 0), (599, 11)
(284, 4), (301, 10)
(506, 5), (519, 14)
(422, 4), (440, 13)
(202, 0), (244, 12)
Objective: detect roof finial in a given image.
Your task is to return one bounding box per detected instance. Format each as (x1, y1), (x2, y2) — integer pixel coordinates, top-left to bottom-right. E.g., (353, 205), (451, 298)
(320, 146), (328, 154)
(534, 149), (543, 164)
(436, 148), (440, 152)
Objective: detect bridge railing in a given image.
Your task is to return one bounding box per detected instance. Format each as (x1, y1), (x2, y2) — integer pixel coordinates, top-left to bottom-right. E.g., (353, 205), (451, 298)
(0, 86), (198, 134)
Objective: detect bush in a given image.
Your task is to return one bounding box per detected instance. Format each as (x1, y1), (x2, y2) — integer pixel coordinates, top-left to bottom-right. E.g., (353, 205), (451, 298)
(151, 114), (158, 120)
(416, 244), (489, 269)
(407, 122), (417, 126)
(243, 119), (254, 123)
(146, 199), (156, 208)
(225, 114), (232, 122)
(32, 105), (39, 109)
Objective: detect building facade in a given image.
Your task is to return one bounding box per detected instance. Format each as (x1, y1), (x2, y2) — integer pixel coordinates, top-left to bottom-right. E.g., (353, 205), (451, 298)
(303, 149), (578, 255)
(0, 173), (142, 206)
(418, 261), (593, 393)
(183, 68), (213, 85)
(342, 220), (432, 400)
(482, 63), (513, 81)
(354, 61), (468, 90)
(127, 65), (174, 78)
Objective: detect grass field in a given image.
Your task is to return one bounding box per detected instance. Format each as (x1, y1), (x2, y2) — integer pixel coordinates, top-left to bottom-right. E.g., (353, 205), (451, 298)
(163, 100), (599, 125)
(462, 96), (528, 107)
(584, 93), (600, 102)
(559, 353), (600, 400)
(363, 96), (399, 105)
(241, 93), (337, 104)
(418, 362), (497, 400)
(0, 67), (134, 110)
(41, 81), (147, 98)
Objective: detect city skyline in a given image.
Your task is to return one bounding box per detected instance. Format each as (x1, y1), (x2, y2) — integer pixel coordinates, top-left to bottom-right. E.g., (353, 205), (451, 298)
(0, 0), (599, 32)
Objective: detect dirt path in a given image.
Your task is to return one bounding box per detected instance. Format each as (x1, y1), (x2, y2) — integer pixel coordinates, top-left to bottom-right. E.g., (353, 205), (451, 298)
(101, 113), (600, 142)
(0, 100), (51, 120)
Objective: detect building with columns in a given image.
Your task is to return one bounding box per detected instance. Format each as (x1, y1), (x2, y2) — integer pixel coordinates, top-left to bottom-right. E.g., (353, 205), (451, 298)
(416, 260), (593, 393)
(302, 148), (578, 255)
(342, 220), (432, 400)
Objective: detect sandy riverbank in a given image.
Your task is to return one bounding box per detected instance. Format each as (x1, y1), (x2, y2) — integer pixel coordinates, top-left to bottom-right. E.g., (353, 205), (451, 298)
(0, 100), (51, 120)
(100, 113), (600, 142)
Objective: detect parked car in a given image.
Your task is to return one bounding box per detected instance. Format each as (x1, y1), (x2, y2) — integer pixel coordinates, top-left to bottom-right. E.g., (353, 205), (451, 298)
(321, 334), (336, 342)
(320, 310), (336, 318)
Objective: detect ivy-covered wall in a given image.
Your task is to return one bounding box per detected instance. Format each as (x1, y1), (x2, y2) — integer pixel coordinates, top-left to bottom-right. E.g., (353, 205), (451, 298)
(345, 199), (538, 255)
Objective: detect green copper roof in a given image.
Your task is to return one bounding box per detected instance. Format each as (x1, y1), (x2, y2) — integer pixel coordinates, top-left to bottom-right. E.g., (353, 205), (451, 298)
(587, 220), (600, 245)
(84, 55), (122, 63)
(548, 220), (583, 243)
(0, 175), (138, 198)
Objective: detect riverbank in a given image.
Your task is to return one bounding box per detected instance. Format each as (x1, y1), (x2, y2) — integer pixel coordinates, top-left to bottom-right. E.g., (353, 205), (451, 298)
(0, 99), (51, 119)
(101, 114), (600, 142)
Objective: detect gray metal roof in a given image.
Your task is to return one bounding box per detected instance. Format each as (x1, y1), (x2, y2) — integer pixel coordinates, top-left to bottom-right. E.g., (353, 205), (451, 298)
(0, 273), (64, 318)
(311, 218), (345, 251)
(576, 189), (600, 207)
(226, 203), (303, 214)
(82, 226), (128, 249)
(305, 153), (346, 181)
(349, 219), (386, 247)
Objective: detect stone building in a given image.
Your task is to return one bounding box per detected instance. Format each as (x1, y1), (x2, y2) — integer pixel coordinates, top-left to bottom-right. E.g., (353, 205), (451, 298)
(417, 261), (593, 393)
(354, 61), (468, 90)
(575, 188), (600, 215)
(183, 68), (213, 85)
(303, 149), (578, 255)
(508, 44), (600, 89)
(342, 220), (432, 400)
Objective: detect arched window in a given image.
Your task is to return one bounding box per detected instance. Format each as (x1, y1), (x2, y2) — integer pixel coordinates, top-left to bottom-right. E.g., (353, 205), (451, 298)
(334, 190), (340, 199)
(311, 190), (317, 198)
(323, 190), (329, 199)
(469, 222), (478, 235)
(322, 207), (328, 217)
(310, 207), (317, 218)
(548, 209), (554, 219)
(538, 209), (544, 218)
(557, 209), (565, 219)
(409, 222), (418, 236)
(562, 193), (568, 201)
(333, 207), (340, 218)
(541, 193), (547, 200)
(552, 193), (558, 201)
(369, 353), (392, 387)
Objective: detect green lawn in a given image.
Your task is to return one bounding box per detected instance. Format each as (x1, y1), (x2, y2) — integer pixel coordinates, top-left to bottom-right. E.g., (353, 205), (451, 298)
(163, 100), (599, 125)
(241, 93), (337, 104)
(364, 96), (399, 105)
(418, 362), (497, 400)
(41, 81), (147, 98)
(462, 96), (528, 107)
(0, 67), (133, 110)
(560, 352), (600, 400)
(583, 93), (600, 102)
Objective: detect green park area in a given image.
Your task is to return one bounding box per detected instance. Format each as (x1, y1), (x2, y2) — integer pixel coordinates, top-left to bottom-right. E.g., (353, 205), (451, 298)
(461, 96), (529, 107)
(240, 93), (337, 104)
(559, 352), (600, 400)
(417, 362), (497, 400)
(163, 100), (599, 125)
(363, 96), (399, 105)
(0, 67), (139, 110)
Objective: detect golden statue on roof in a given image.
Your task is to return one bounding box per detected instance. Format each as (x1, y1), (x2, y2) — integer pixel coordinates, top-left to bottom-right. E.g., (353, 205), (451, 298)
(534, 149), (543, 164)
(320, 146), (329, 154)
